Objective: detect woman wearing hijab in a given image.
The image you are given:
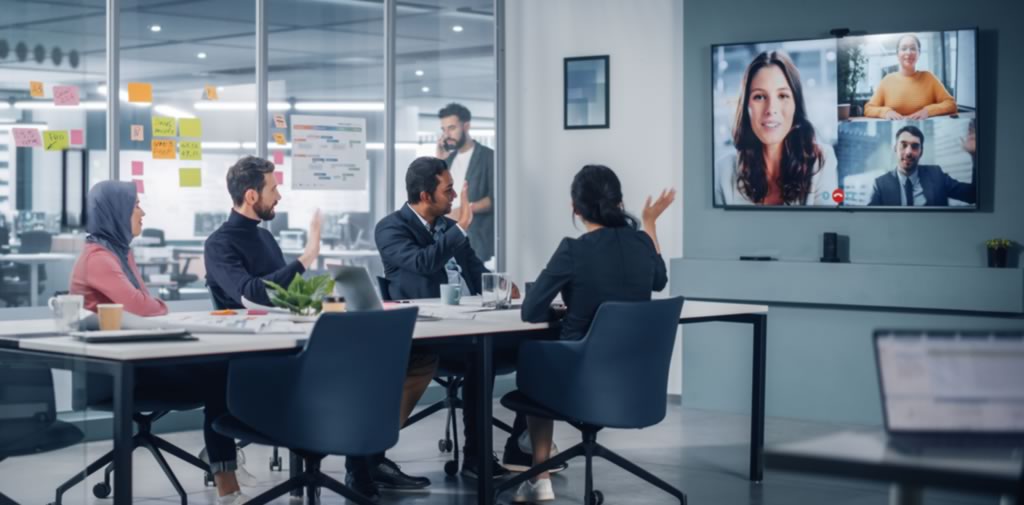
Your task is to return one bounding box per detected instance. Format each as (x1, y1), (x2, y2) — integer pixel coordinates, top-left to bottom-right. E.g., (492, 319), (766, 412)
(69, 181), (249, 504)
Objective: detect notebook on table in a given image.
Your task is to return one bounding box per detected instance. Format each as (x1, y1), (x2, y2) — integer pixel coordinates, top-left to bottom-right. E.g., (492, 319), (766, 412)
(69, 328), (195, 343)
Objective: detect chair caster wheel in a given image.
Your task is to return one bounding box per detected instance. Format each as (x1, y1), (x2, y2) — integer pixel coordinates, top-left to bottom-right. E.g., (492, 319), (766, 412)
(270, 456), (283, 471)
(438, 439), (447, 452)
(591, 489), (604, 505)
(93, 482), (112, 498)
(444, 460), (459, 476)
(204, 472), (214, 487)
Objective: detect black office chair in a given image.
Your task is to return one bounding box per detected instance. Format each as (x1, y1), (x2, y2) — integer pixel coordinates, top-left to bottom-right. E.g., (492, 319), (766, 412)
(0, 231), (52, 307)
(50, 382), (209, 505)
(494, 298), (688, 505)
(0, 362), (85, 505)
(213, 308), (419, 505)
(377, 276), (515, 476)
(139, 228), (200, 294)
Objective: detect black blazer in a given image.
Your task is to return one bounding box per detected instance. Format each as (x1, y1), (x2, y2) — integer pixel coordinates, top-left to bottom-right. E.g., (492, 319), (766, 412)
(868, 166), (976, 206)
(521, 227), (668, 340)
(375, 205), (488, 300)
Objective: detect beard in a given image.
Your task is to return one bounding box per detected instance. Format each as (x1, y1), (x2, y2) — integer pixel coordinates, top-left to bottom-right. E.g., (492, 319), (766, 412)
(254, 199), (276, 221)
(445, 132), (467, 151)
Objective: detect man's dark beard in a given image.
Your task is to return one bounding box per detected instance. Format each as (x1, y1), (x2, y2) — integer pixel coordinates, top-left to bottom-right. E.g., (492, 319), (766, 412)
(446, 130), (467, 151)
(254, 199), (276, 221)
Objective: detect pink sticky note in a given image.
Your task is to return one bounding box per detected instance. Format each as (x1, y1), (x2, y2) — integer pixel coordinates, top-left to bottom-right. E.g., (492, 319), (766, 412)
(12, 128), (42, 147)
(134, 179), (145, 194)
(70, 129), (84, 145)
(53, 85), (80, 106)
(273, 171), (284, 185)
(131, 161), (144, 176)
(273, 151), (284, 165)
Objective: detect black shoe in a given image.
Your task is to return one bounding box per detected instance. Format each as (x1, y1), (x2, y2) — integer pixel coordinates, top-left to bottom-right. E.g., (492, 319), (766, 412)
(345, 472), (381, 502)
(370, 458), (431, 490)
(502, 440), (569, 474)
(461, 453), (511, 480)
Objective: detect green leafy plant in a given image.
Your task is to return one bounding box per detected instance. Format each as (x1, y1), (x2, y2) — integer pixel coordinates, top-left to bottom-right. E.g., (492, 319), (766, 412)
(263, 273), (335, 316)
(837, 43), (867, 105)
(985, 239), (1013, 250)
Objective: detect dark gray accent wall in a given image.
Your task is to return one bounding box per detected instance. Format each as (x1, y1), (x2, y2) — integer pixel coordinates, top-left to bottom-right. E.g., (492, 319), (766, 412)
(681, 0), (1024, 425)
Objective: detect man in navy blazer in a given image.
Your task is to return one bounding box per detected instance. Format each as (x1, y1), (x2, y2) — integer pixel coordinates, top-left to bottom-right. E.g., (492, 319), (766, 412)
(868, 125), (976, 207)
(375, 156), (487, 299)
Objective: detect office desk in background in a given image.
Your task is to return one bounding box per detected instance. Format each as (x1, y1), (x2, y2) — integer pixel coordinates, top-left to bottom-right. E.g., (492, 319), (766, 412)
(0, 253), (77, 306)
(0, 299), (769, 504)
(171, 245), (379, 272)
(766, 429), (1023, 505)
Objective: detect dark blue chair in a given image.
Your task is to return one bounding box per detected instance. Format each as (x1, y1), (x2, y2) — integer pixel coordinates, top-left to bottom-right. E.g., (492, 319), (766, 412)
(0, 362), (85, 505)
(213, 308), (418, 505)
(494, 297), (687, 505)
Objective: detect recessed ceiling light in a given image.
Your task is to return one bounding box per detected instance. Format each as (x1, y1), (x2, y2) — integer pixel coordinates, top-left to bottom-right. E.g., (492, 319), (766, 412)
(452, 25), (463, 33)
(149, 25), (162, 33)
(421, 86), (430, 93)
(197, 52), (207, 59)
(415, 69), (424, 77)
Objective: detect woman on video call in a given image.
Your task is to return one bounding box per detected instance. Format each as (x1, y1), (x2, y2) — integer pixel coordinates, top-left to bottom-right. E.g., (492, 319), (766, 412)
(863, 34), (957, 120)
(716, 50), (838, 206)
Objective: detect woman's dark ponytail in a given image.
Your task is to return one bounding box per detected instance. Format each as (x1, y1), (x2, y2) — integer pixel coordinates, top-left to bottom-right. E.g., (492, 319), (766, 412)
(571, 165), (638, 229)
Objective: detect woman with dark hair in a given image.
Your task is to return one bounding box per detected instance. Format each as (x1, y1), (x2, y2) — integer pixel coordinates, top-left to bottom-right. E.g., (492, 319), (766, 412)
(864, 33), (956, 120)
(716, 50), (838, 206)
(69, 181), (249, 505)
(513, 165), (673, 502)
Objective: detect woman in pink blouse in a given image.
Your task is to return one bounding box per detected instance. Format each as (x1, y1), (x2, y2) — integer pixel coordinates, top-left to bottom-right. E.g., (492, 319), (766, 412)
(69, 181), (249, 504)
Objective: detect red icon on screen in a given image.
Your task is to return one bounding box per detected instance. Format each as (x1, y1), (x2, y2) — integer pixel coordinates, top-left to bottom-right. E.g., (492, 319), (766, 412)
(831, 189), (845, 204)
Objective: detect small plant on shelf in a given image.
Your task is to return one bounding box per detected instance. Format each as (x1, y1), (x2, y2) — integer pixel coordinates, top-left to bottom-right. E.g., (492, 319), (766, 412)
(985, 238), (1013, 268)
(264, 273), (335, 315)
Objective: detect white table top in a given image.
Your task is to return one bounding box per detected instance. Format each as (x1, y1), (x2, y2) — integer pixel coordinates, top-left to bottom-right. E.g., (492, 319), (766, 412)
(0, 252), (77, 263)
(172, 245), (378, 258)
(0, 299), (767, 362)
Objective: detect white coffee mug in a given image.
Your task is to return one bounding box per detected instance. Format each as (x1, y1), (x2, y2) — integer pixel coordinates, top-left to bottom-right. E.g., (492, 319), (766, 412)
(48, 294), (84, 334)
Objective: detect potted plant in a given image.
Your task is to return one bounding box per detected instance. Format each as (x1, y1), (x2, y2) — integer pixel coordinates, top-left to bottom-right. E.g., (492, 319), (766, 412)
(985, 239), (1013, 268)
(837, 43), (867, 120)
(264, 273), (336, 317)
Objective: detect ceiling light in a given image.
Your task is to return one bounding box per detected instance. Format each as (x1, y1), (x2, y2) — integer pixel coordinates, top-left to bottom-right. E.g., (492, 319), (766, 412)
(149, 25), (162, 33)
(14, 101), (106, 110)
(196, 52), (207, 59)
(293, 102), (384, 112)
(452, 25), (463, 32)
(193, 101), (291, 111)
(415, 69), (424, 77)
(421, 86), (430, 93)
(0, 122), (47, 130)
(153, 104), (195, 118)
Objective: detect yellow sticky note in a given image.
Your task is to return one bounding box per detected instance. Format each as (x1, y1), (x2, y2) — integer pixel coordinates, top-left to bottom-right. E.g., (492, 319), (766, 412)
(204, 85), (218, 100)
(179, 141), (202, 160)
(273, 132), (286, 145)
(30, 81), (44, 98)
(179, 118), (202, 138)
(179, 168), (202, 188)
(127, 82), (153, 103)
(152, 139), (176, 159)
(152, 116), (176, 137)
(43, 130), (69, 151)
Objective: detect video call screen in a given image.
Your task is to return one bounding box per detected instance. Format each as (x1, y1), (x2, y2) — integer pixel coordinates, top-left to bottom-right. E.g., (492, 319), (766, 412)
(711, 29), (978, 209)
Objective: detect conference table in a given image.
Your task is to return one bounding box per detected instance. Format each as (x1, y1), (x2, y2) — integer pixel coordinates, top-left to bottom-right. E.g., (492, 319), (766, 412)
(0, 252), (77, 306)
(172, 245), (379, 272)
(0, 298), (768, 504)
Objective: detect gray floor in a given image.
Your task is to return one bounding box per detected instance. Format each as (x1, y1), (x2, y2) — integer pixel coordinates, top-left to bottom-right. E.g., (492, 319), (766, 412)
(0, 403), (1003, 505)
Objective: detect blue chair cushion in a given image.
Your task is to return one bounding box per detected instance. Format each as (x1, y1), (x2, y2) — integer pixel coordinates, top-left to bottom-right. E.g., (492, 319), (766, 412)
(499, 390), (601, 430)
(212, 415), (280, 448)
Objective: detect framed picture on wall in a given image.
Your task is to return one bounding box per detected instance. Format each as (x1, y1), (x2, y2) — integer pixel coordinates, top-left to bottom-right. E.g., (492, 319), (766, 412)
(564, 55), (609, 129)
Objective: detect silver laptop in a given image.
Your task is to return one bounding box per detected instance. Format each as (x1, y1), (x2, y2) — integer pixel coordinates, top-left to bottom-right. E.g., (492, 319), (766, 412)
(330, 265), (384, 311)
(873, 330), (1024, 445)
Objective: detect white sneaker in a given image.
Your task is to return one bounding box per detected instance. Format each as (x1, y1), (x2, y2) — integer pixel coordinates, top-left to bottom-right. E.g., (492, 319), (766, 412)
(201, 447), (260, 487)
(512, 478), (555, 503)
(215, 491), (250, 505)
(518, 430), (560, 457)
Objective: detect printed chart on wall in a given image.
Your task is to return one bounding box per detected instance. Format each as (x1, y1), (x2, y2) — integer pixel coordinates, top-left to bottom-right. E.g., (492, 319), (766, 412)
(290, 115), (368, 190)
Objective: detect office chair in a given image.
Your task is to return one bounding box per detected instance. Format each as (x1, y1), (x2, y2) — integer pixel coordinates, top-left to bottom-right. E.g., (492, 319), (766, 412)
(0, 362), (85, 505)
(0, 231), (52, 307)
(212, 308), (419, 505)
(139, 228), (199, 295)
(50, 383), (209, 505)
(378, 276), (515, 476)
(493, 297), (688, 505)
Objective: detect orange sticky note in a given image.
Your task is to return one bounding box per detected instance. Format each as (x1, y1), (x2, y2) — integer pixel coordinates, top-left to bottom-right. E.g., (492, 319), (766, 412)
(152, 139), (176, 159)
(70, 129), (84, 145)
(204, 85), (219, 100)
(273, 151), (284, 165)
(130, 124), (144, 141)
(134, 179), (145, 194)
(30, 81), (44, 98)
(273, 132), (286, 145)
(273, 171), (284, 185)
(127, 82), (153, 103)
(53, 85), (79, 106)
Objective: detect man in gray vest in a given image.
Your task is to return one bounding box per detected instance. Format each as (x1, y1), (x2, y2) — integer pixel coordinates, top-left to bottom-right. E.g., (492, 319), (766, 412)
(436, 103), (495, 263)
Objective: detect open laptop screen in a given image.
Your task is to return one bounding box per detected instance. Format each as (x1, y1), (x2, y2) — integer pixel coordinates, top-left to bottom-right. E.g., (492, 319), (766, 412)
(875, 331), (1024, 434)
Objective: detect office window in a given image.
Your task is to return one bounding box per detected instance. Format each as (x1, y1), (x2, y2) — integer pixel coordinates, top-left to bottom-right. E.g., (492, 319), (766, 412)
(266, 0), (385, 276)
(395, 0), (498, 269)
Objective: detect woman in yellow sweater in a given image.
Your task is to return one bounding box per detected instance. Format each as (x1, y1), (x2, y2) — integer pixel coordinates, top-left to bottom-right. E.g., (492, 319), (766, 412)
(864, 34), (957, 120)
